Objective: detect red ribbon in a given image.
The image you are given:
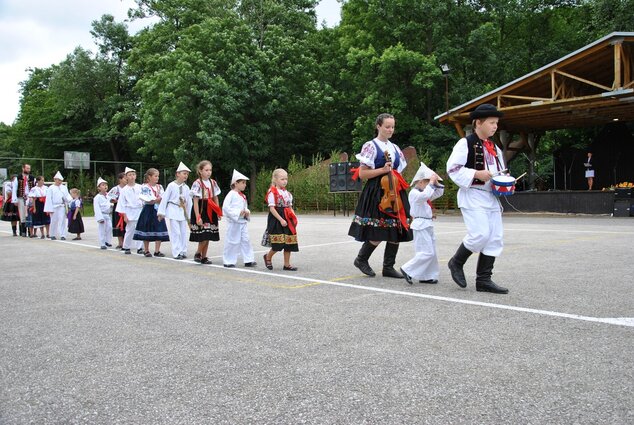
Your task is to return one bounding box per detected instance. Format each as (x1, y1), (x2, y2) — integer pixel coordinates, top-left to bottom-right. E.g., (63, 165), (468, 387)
(483, 140), (498, 157)
(198, 179), (222, 221)
(116, 214), (125, 231)
(350, 167), (361, 181)
(284, 208), (298, 235)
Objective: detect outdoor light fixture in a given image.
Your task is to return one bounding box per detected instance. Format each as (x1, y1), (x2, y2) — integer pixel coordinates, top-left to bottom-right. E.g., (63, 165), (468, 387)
(441, 64), (451, 114)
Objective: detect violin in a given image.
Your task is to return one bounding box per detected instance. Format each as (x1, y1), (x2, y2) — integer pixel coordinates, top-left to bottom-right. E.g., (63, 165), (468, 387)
(379, 150), (401, 214)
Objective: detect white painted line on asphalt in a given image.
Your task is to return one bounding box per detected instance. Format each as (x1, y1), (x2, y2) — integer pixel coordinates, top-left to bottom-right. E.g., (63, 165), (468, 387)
(3, 230), (633, 328)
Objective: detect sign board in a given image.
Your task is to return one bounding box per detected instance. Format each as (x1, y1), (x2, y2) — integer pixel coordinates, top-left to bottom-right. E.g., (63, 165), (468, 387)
(64, 151), (90, 169)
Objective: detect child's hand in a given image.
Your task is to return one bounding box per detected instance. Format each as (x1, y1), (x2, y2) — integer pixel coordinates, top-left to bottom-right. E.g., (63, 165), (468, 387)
(98, 219), (104, 223)
(280, 219), (288, 227)
(157, 214), (164, 222)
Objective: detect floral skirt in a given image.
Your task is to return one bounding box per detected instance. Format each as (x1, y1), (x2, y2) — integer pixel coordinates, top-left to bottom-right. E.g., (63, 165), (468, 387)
(347, 176), (412, 243)
(1, 201), (18, 222)
(189, 200), (219, 242)
(267, 208), (299, 252)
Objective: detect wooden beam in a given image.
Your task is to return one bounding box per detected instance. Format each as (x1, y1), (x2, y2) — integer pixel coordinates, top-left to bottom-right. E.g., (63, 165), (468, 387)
(551, 70), (556, 100)
(500, 95), (552, 102)
(453, 122), (465, 138)
(554, 69), (612, 92)
(614, 41), (623, 89)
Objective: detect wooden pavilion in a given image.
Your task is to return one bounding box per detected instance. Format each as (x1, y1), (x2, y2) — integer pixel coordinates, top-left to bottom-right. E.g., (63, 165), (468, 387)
(436, 32), (634, 184)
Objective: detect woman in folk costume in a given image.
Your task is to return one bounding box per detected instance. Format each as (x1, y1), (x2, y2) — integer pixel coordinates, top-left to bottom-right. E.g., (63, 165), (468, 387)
(262, 168), (299, 271)
(399, 163), (444, 284)
(134, 168), (169, 257)
(93, 177), (113, 249)
(446, 103), (509, 294)
(1, 176), (20, 236)
(27, 176), (50, 239)
(222, 170), (256, 268)
(44, 171), (72, 240)
(348, 113), (412, 279)
(158, 162), (192, 260)
(115, 167), (144, 255)
(108, 172), (127, 249)
(189, 160), (222, 264)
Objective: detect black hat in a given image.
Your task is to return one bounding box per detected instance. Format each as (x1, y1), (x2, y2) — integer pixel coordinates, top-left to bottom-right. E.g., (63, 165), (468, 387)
(469, 103), (503, 120)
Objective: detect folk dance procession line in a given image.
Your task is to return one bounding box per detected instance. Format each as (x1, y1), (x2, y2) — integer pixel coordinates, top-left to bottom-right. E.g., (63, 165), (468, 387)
(3, 229), (633, 329)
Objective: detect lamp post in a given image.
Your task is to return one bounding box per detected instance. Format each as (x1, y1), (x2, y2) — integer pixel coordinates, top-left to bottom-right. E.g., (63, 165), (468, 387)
(441, 64), (450, 115)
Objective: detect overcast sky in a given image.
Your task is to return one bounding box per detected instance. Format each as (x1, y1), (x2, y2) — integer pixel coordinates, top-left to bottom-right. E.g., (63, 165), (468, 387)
(0, 0), (341, 125)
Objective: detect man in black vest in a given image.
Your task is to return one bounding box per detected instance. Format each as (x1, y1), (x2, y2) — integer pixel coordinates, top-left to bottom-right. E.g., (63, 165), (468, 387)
(12, 163), (37, 237)
(445, 104), (509, 294)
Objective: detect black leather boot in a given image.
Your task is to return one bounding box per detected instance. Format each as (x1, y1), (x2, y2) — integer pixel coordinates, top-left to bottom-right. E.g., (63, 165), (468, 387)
(382, 242), (403, 278)
(354, 242), (378, 277)
(19, 223), (27, 237)
(448, 243), (472, 288)
(475, 254), (509, 294)
(11, 224), (17, 236)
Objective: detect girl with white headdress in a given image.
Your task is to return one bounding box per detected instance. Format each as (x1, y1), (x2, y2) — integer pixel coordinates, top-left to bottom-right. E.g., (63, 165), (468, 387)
(93, 177), (113, 249)
(221, 170), (256, 268)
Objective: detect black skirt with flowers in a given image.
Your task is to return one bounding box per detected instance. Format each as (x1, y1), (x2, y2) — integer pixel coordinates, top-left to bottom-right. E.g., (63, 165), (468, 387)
(348, 176), (412, 243)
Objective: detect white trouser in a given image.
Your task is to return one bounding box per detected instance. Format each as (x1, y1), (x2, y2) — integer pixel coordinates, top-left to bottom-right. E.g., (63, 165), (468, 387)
(98, 216), (112, 246)
(169, 219), (189, 258)
(49, 206), (66, 238)
(123, 220), (141, 250)
(223, 222), (254, 265)
(401, 227), (439, 280)
(461, 208), (504, 257)
(17, 199), (28, 223)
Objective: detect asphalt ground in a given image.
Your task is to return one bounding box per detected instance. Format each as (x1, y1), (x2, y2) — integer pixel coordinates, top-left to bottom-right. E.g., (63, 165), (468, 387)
(1, 212), (633, 424)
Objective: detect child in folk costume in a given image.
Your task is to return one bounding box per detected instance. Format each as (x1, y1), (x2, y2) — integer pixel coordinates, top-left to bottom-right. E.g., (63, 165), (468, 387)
(115, 167), (144, 255)
(108, 172), (127, 249)
(158, 162), (192, 260)
(67, 188), (85, 240)
(446, 103), (509, 294)
(1, 176), (20, 236)
(93, 177), (113, 249)
(189, 160), (222, 264)
(399, 164), (444, 285)
(348, 113), (412, 279)
(134, 168), (169, 257)
(222, 170), (256, 268)
(262, 169), (299, 271)
(44, 172), (72, 240)
(27, 176), (50, 239)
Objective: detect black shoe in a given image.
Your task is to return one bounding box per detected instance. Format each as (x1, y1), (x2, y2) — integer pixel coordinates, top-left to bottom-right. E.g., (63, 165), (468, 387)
(60, 237), (66, 241)
(224, 264), (235, 268)
(476, 281), (509, 294)
(105, 243), (112, 247)
(194, 253), (202, 263)
(137, 248), (144, 255)
(419, 279), (438, 284)
(101, 246), (107, 250)
(200, 257), (212, 265)
(400, 268), (413, 285)
(124, 249), (131, 255)
(175, 254), (185, 260)
(475, 254), (508, 294)
(244, 262), (257, 267)
(154, 252), (165, 257)
(354, 258), (376, 277)
(382, 267), (404, 279)
(283, 265), (298, 271)
(144, 251), (152, 257)
(50, 237), (57, 241)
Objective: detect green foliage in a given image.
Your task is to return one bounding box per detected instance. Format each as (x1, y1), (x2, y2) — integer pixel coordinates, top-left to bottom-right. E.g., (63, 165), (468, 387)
(6, 0), (633, 209)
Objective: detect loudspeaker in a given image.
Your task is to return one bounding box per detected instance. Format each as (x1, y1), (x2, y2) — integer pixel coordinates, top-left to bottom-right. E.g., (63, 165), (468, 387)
(330, 174), (347, 192)
(346, 161), (362, 191)
(330, 161), (362, 192)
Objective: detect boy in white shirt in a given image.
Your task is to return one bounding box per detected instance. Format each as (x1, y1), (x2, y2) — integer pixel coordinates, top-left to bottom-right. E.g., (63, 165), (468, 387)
(115, 167), (143, 254)
(93, 177), (113, 250)
(158, 162), (192, 260)
(222, 170), (256, 268)
(43, 171), (72, 240)
(400, 163), (444, 284)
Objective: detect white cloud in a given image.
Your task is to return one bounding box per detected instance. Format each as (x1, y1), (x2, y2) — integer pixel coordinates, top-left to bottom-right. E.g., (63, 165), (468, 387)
(0, 0), (341, 125)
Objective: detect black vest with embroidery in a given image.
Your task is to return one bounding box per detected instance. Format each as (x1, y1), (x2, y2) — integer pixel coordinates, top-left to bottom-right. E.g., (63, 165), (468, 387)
(465, 133), (486, 185)
(17, 173), (37, 198)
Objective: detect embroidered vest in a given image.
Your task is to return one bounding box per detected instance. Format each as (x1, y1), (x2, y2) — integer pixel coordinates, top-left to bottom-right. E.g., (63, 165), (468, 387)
(17, 174), (37, 198)
(371, 140), (401, 170)
(465, 133), (487, 185)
